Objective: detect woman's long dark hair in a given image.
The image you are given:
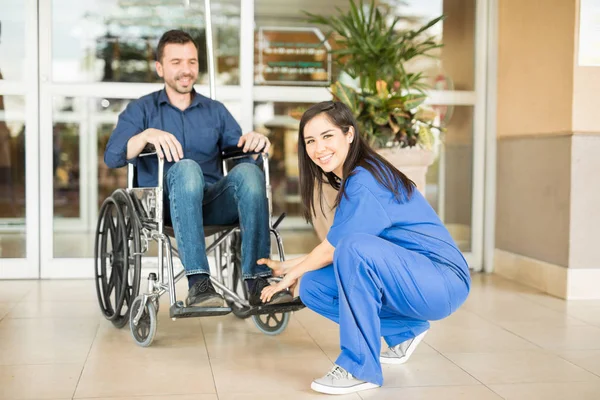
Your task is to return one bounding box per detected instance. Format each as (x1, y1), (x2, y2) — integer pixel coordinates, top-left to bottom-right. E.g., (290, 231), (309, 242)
(298, 101), (415, 222)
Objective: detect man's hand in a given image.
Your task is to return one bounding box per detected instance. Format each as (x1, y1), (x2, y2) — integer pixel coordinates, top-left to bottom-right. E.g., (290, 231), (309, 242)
(143, 128), (184, 162)
(257, 258), (287, 277)
(237, 132), (270, 154)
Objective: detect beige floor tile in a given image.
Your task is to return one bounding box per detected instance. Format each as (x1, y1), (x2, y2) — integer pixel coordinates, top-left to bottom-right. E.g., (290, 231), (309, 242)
(381, 353), (480, 387)
(293, 308), (339, 331)
(0, 318), (98, 365)
(219, 392), (361, 400)
(517, 291), (571, 311)
(426, 323), (539, 353)
(210, 355), (334, 394)
(553, 350), (600, 376)
(359, 385), (503, 400)
(0, 302), (16, 320)
(445, 350), (599, 384)
(22, 280), (98, 303)
(88, 316), (208, 361)
(7, 301), (102, 320)
(0, 363), (82, 399)
(200, 312), (308, 336)
(0, 280), (36, 303)
(2, 273), (599, 398)
(488, 381), (600, 400)
(565, 305), (600, 327)
(74, 356), (215, 398)
(500, 322), (600, 350)
(463, 296), (588, 327)
(203, 328), (326, 360)
(75, 395), (218, 400)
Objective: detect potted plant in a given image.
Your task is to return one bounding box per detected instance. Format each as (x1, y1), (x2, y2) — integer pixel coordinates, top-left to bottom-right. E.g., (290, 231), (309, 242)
(306, 0), (444, 194)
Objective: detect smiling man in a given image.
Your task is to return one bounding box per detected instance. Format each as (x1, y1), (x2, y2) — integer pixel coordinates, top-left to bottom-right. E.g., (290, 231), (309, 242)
(104, 30), (292, 308)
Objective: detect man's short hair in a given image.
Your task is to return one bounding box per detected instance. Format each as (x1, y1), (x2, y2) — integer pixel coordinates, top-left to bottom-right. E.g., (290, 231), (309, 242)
(156, 30), (198, 62)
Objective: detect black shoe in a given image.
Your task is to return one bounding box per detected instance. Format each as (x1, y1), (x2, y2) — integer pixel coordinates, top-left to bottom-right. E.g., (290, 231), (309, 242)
(246, 276), (293, 307)
(186, 276), (225, 307)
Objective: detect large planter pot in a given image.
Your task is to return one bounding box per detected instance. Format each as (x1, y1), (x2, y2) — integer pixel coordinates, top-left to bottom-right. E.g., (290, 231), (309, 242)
(376, 146), (435, 196)
(311, 147), (435, 241)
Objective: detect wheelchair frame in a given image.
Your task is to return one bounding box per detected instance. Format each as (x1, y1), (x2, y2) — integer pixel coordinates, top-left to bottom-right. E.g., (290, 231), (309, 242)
(95, 149), (304, 347)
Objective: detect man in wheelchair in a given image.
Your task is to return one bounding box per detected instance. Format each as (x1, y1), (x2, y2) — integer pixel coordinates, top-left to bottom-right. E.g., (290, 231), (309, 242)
(104, 29), (293, 309)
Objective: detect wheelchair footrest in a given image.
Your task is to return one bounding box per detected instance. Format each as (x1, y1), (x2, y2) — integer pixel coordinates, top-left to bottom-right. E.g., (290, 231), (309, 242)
(233, 298), (305, 318)
(169, 301), (232, 319)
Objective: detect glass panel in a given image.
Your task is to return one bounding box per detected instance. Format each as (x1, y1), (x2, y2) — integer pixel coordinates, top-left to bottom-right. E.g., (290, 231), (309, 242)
(52, 97), (86, 258)
(51, 0), (241, 84)
(388, 0), (475, 90)
(253, 101), (312, 220)
(0, 0), (26, 81)
(426, 105), (473, 252)
(0, 95), (26, 258)
(254, 0), (475, 90)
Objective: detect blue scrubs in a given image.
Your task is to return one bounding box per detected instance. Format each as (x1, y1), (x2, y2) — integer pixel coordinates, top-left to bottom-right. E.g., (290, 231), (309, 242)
(299, 166), (471, 386)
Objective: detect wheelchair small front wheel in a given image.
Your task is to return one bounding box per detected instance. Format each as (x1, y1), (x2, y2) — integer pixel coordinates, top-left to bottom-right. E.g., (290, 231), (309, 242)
(252, 312), (290, 336)
(129, 296), (157, 347)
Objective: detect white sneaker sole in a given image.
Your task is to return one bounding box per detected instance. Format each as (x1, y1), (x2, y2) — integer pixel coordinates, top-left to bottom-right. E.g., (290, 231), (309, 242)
(380, 330), (428, 365)
(311, 380), (380, 395)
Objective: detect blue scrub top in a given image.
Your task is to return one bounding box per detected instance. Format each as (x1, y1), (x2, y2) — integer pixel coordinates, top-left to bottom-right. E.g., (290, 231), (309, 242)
(327, 165), (470, 286)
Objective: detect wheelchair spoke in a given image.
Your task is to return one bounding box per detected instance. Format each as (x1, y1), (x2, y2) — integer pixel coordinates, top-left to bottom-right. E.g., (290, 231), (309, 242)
(107, 268), (117, 294)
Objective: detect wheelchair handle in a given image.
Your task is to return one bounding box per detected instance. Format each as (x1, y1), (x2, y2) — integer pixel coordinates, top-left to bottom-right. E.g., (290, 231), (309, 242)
(221, 146), (264, 160)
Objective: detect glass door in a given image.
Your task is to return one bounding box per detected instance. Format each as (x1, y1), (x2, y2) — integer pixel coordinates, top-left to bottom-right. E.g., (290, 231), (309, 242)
(38, 0), (245, 277)
(0, 0), (39, 278)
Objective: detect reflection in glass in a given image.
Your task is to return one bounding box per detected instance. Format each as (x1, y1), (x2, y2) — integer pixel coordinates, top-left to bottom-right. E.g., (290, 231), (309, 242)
(51, 0), (241, 84)
(254, 0), (475, 90)
(253, 101), (312, 219)
(425, 105), (473, 252)
(0, 95), (26, 258)
(53, 122), (81, 219)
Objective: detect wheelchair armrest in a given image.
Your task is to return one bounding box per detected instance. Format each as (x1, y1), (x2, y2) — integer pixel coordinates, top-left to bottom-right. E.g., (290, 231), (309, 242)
(139, 143), (158, 158)
(221, 146), (264, 160)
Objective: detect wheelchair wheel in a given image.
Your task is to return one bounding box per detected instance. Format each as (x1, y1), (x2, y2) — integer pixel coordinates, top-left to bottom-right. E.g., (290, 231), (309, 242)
(129, 295), (157, 347)
(94, 197), (129, 323)
(252, 312), (290, 336)
(110, 191), (143, 328)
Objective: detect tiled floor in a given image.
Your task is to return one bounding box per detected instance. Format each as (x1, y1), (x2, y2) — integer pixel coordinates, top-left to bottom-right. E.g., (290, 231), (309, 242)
(0, 273), (599, 399)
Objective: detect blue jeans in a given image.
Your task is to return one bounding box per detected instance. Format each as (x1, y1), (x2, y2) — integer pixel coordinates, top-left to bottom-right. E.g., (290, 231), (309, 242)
(164, 159), (271, 280)
(299, 233), (470, 386)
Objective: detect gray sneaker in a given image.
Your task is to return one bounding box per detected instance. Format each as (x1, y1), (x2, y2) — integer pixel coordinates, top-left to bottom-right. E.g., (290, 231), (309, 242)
(380, 330), (428, 365)
(310, 365), (380, 395)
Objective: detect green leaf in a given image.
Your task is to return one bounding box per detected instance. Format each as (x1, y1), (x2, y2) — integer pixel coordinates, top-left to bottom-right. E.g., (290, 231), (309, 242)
(363, 95), (383, 107)
(330, 81), (358, 112)
(373, 112), (389, 126)
(403, 94), (427, 110)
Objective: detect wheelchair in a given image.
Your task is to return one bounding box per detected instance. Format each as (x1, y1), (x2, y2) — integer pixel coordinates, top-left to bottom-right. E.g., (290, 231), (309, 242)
(94, 147), (305, 347)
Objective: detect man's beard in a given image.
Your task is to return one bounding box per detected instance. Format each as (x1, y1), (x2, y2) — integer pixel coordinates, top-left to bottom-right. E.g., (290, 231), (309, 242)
(167, 75), (195, 94)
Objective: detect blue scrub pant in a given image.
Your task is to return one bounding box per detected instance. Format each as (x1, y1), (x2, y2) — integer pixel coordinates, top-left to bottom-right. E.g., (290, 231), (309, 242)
(299, 233), (469, 386)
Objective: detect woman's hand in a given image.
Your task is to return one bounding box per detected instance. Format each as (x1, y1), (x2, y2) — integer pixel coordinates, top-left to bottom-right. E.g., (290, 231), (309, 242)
(260, 274), (297, 303)
(257, 258), (287, 276)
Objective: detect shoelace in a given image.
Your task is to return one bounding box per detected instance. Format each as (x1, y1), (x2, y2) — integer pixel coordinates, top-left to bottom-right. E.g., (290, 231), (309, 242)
(327, 365), (349, 380)
(196, 278), (211, 293)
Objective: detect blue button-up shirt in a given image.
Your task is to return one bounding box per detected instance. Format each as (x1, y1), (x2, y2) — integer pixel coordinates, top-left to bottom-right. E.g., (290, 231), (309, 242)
(104, 88), (245, 187)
